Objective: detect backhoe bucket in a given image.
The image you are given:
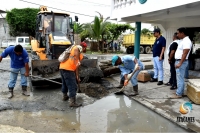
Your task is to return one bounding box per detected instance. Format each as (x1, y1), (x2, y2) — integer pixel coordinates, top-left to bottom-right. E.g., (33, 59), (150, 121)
(30, 59), (98, 87)
(31, 60), (60, 86)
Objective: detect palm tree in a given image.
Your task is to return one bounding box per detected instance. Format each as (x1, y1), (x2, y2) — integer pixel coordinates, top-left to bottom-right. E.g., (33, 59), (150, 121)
(83, 12), (110, 51)
(73, 22), (83, 34)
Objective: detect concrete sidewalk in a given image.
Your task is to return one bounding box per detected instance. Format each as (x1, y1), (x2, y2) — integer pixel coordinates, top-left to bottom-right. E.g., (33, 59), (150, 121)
(111, 74), (200, 132)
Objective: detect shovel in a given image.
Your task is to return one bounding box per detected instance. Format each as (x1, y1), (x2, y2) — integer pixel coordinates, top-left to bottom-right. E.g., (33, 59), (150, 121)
(114, 64), (138, 95)
(0, 68), (62, 85)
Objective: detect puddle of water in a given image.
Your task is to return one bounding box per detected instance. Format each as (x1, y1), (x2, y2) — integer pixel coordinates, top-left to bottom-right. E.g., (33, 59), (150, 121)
(0, 95), (189, 132)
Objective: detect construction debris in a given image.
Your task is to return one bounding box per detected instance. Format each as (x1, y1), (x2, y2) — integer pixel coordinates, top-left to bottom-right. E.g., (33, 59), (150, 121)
(80, 83), (109, 99)
(99, 60), (120, 77)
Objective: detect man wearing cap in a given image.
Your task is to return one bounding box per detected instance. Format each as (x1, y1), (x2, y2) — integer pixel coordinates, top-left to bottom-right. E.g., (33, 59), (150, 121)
(150, 28), (166, 85)
(59, 45), (83, 107)
(80, 40), (87, 53)
(112, 55), (144, 96)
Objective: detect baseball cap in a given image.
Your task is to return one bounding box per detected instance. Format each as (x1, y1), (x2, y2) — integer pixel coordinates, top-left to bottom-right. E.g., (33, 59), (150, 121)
(81, 42), (87, 47)
(112, 55), (118, 66)
(153, 28), (160, 33)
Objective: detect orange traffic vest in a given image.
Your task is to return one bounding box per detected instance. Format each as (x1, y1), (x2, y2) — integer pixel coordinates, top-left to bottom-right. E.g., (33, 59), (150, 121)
(59, 45), (83, 71)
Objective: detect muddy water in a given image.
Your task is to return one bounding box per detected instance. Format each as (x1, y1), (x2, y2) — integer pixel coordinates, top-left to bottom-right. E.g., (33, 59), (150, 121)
(0, 95), (189, 132)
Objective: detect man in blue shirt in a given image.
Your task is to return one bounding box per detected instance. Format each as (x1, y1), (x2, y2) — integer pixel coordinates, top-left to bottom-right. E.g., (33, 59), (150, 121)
(151, 29), (166, 85)
(112, 55), (144, 96)
(0, 45), (30, 99)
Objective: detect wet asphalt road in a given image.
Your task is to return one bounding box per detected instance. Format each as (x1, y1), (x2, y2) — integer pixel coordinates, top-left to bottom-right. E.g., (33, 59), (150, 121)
(0, 54), (189, 132)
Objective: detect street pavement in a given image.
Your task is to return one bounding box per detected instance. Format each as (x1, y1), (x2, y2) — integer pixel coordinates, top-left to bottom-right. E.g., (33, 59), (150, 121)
(111, 73), (200, 132)
(86, 53), (200, 132)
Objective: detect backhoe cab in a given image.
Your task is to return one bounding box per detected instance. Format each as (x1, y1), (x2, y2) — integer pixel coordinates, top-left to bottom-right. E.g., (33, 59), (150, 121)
(31, 6), (77, 60)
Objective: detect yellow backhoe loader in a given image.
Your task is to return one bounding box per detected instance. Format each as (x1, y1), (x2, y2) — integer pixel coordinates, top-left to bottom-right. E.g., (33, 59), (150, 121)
(30, 6), (99, 87)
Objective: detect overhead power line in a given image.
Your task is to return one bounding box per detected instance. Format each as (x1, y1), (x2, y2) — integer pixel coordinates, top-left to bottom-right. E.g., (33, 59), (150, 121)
(41, 0), (110, 7)
(75, 0), (110, 6)
(42, 0), (110, 7)
(18, 0), (96, 17)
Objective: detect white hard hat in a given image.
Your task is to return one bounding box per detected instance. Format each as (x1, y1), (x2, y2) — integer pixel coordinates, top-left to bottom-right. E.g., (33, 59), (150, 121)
(76, 45), (82, 52)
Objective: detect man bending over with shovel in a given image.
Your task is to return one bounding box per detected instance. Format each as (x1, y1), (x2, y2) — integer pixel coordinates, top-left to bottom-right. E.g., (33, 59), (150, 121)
(112, 55), (144, 96)
(0, 45), (30, 99)
(59, 45), (84, 107)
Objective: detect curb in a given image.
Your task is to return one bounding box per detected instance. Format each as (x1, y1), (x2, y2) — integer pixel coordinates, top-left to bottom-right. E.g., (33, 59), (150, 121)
(126, 95), (196, 132)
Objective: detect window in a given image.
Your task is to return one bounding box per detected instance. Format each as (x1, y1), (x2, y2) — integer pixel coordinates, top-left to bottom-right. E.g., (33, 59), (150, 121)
(18, 38), (24, 43)
(25, 38), (29, 43)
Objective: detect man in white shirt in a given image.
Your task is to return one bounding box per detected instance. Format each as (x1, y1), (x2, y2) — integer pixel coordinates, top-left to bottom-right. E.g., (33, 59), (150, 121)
(171, 27), (192, 99)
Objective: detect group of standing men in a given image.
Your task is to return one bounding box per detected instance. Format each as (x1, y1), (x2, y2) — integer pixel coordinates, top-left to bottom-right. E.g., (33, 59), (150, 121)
(111, 27), (192, 99)
(151, 27), (192, 99)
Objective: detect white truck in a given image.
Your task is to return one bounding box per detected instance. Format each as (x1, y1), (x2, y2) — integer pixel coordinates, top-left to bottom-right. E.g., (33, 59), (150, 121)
(1, 36), (31, 50)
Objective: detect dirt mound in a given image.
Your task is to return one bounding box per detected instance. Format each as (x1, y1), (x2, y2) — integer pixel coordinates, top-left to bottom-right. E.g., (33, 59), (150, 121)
(79, 66), (104, 83)
(80, 83), (109, 99)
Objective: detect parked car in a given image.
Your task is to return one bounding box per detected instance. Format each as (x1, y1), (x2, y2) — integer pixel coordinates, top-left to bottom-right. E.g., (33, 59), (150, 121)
(1, 36), (31, 50)
(1, 39), (16, 48)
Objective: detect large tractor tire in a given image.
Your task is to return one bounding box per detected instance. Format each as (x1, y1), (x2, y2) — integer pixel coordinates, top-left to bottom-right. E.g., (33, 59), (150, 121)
(140, 46), (144, 54)
(126, 46), (134, 54)
(144, 46), (152, 54)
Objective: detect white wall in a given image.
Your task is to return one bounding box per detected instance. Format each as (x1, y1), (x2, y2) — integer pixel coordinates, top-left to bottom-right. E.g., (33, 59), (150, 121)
(163, 27), (179, 70)
(0, 19), (15, 47)
(111, 0), (200, 20)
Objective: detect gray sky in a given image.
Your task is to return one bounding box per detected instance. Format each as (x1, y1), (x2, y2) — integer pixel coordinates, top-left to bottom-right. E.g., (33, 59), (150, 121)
(0, 0), (152, 30)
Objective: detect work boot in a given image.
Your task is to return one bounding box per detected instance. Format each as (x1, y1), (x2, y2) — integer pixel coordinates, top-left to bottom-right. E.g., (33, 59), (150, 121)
(8, 88), (14, 99)
(150, 78), (158, 82)
(69, 97), (82, 107)
(129, 85), (139, 96)
(116, 80), (124, 88)
(157, 81), (163, 85)
(63, 93), (69, 101)
(22, 86), (30, 96)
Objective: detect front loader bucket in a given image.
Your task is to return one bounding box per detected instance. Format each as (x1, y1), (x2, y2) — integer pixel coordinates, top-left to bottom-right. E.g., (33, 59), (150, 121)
(30, 59), (98, 87)
(31, 59), (61, 86)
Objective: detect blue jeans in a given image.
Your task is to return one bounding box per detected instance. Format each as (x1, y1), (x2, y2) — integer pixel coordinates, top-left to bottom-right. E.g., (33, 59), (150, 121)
(121, 65), (143, 86)
(153, 56), (164, 81)
(176, 60), (188, 96)
(60, 69), (77, 98)
(8, 67), (27, 89)
(185, 60), (192, 79)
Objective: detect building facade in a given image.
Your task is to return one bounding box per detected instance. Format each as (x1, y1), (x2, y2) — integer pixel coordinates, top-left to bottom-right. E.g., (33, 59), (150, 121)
(0, 18), (15, 47)
(110, 0), (200, 69)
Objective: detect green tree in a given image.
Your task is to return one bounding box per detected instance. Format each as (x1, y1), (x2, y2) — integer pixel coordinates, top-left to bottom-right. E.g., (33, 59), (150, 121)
(81, 13), (110, 51)
(107, 23), (135, 42)
(80, 28), (90, 41)
(141, 28), (150, 35)
(141, 28), (153, 38)
(6, 8), (39, 37)
(194, 32), (200, 43)
(73, 22), (83, 34)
